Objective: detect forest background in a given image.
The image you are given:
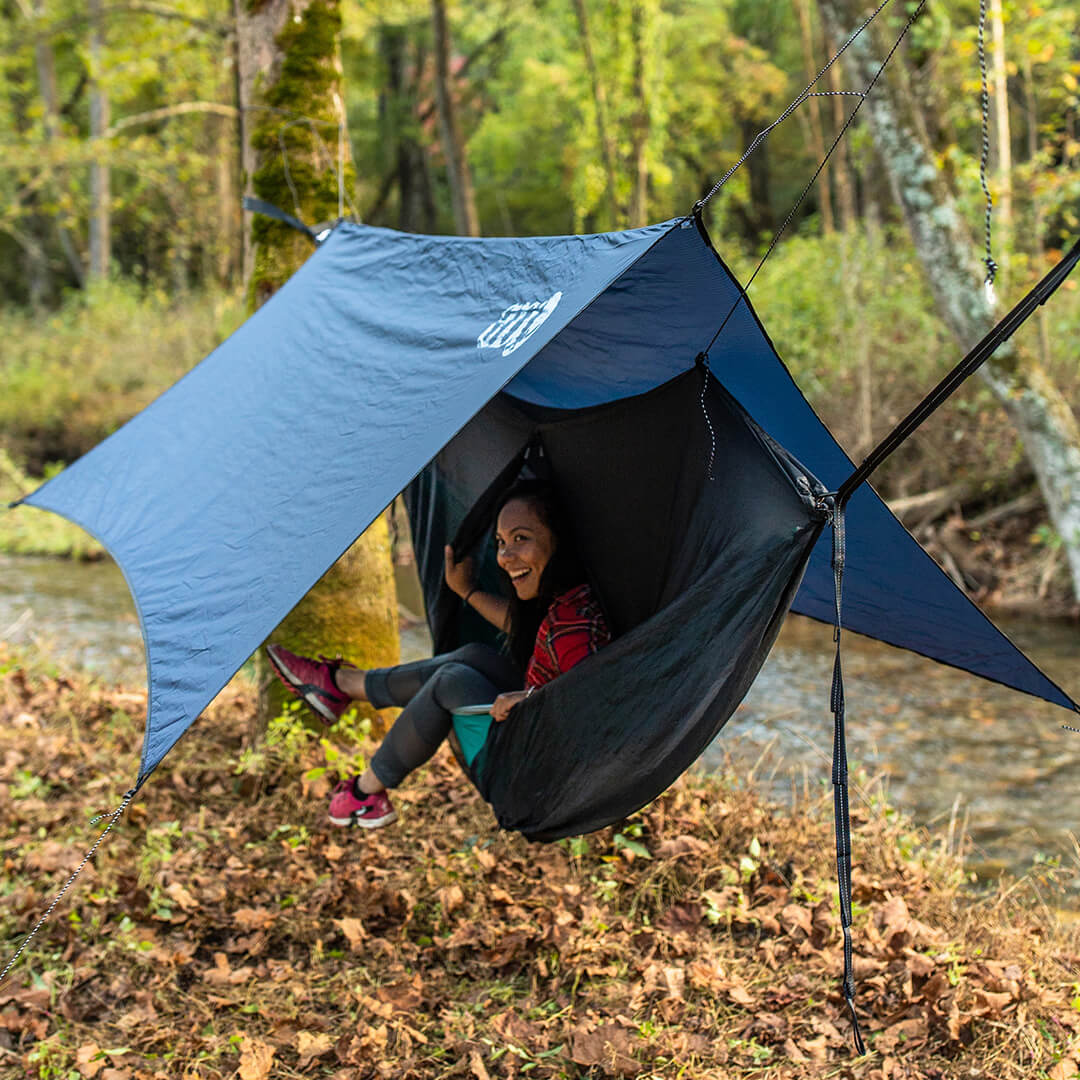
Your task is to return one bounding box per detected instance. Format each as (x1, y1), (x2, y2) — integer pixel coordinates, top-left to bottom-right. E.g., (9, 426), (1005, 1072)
(3, 3), (1080, 1078)
(1, 0), (1080, 612)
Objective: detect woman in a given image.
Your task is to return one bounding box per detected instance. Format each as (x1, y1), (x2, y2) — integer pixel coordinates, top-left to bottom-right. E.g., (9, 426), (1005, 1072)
(266, 481), (610, 828)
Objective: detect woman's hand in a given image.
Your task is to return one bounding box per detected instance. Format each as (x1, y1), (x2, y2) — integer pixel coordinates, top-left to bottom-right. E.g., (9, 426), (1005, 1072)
(444, 544), (476, 599)
(491, 690), (529, 723)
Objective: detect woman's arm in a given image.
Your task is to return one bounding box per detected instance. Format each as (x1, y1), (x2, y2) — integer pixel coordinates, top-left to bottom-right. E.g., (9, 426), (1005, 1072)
(444, 545), (508, 631)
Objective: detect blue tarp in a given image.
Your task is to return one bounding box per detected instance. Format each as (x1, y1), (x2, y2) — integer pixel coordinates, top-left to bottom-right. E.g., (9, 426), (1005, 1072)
(18, 216), (1076, 786)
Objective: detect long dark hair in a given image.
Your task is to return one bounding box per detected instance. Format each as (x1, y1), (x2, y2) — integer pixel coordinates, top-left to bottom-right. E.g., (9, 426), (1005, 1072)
(494, 480), (586, 670)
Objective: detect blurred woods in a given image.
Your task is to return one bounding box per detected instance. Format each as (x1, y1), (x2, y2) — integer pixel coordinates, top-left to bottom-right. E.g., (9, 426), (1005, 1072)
(2, 0), (1080, 603)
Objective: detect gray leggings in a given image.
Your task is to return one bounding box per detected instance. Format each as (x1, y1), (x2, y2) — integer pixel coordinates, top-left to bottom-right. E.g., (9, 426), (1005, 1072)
(366, 643), (522, 788)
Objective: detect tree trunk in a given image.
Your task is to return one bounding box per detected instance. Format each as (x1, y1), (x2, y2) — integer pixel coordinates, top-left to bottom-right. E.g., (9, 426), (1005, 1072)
(88, 0), (110, 282)
(627, 1), (650, 228)
(30, 7), (85, 288)
(1021, 49), (1051, 369)
(572, 0), (620, 228)
(819, 0), (1080, 601)
(989, 0), (1012, 281)
(431, 0), (479, 236)
(795, 0), (834, 234)
(739, 117), (775, 238)
(375, 24), (437, 233)
(235, 0), (400, 738)
(825, 24), (857, 232)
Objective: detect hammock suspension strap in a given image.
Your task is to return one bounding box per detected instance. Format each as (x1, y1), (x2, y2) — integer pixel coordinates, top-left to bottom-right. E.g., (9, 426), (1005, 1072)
(826, 496), (866, 1055)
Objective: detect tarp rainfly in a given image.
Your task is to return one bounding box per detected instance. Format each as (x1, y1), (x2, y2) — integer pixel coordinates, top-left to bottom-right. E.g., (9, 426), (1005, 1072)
(17, 215), (1077, 809)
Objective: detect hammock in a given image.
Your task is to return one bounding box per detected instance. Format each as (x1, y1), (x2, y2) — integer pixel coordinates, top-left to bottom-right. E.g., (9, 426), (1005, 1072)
(409, 366), (828, 838)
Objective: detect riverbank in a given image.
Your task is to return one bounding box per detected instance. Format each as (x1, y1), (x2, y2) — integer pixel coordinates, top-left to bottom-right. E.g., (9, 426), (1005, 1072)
(3, 650), (1080, 1078)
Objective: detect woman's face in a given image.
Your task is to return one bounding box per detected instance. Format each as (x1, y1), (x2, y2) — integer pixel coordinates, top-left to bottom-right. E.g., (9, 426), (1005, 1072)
(495, 498), (555, 602)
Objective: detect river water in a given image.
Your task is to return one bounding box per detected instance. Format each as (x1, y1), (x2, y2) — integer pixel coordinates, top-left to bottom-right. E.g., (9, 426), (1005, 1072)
(3, 552), (1079, 884)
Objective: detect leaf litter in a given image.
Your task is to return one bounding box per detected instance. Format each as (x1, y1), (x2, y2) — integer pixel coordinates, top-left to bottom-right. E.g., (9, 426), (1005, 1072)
(2, 646), (1080, 1079)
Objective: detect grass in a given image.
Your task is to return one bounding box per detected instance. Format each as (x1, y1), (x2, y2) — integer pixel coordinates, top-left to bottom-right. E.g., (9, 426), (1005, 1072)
(2, 643), (1080, 1078)
(0, 279), (245, 474)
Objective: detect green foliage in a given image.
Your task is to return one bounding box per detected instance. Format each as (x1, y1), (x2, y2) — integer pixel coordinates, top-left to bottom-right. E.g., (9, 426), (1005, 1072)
(0, 280), (244, 470)
(1, 0), (236, 304)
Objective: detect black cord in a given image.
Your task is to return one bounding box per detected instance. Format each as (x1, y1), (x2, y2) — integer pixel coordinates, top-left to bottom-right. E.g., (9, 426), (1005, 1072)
(695, 0), (930, 361)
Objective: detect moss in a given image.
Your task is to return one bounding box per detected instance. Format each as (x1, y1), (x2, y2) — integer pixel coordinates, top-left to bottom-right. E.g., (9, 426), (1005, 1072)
(248, 0), (355, 306)
(258, 514), (401, 738)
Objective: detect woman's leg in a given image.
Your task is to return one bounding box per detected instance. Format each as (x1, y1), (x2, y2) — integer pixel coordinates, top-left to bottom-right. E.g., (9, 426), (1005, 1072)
(362, 655), (518, 791)
(352, 643), (520, 710)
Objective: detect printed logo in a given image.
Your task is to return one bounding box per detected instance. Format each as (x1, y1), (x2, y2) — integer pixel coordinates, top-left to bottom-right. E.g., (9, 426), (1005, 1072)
(477, 291), (563, 357)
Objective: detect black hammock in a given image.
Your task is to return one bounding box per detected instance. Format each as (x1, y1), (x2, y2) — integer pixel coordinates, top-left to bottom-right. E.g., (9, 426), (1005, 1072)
(406, 364), (828, 841)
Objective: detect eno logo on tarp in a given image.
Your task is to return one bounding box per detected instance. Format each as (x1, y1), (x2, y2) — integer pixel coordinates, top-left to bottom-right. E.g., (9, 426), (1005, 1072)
(477, 292), (563, 357)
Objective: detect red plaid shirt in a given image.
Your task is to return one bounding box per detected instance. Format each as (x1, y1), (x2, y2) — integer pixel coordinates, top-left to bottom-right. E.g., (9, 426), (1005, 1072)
(525, 584), (611, 689)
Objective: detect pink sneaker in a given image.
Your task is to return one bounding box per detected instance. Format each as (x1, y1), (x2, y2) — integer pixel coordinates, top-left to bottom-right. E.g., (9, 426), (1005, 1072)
(266, 643), (354, 723)
(328, 779), (397, 829)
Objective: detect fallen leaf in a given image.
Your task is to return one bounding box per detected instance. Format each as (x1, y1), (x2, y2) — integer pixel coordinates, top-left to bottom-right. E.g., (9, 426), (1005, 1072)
(76, 1043), (103, 1078)
(874, 1017), (927, 1054)
(972, 989), (1012, 1017)
(469, 1050), (490, 1080)
(780, 904), (813, 938)
(238, 1037), (275, 1080)
(663, 966), (685, 1000)
(438, 883), (465, 914)
(570, 1024), (642, 1075)
(296, 1031), (334, 1068)
(164, 880), (199, 910)
(335, 917), (366, 950)
(1049, 1057), (1080, 1080)
(655, 834), (708, 858)
(797, 1034), (829, 1061)
(234, 907), (277, 931)
(658, 902), (701, 934)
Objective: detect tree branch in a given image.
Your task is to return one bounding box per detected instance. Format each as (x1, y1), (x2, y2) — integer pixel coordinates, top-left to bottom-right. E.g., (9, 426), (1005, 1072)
(105, 101), (240, 138)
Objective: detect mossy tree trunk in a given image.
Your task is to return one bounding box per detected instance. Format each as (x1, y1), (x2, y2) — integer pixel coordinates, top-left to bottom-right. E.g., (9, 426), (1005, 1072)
(236, 0), (400, 740)
(819, 0), (1080, 602)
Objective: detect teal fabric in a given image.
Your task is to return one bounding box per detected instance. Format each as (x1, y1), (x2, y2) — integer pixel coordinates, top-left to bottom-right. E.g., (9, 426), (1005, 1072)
(452, 712), (493, 767)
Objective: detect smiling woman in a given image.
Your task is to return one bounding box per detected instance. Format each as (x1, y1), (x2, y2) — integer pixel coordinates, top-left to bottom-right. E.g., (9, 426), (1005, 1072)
(266, 480), (611, 829)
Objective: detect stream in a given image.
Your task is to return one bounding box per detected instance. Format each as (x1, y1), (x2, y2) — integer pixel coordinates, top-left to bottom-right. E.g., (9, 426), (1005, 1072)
(3, 552), (1079, 886)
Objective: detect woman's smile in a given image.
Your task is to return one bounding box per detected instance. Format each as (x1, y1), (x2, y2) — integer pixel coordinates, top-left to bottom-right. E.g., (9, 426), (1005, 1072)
(496, 498), (555, 602)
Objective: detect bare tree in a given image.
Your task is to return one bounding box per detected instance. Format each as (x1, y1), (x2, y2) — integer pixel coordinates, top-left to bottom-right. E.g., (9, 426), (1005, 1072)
(795, 0), (834, 234)
(88, 0), (110, 281)
(431, 0), (479, 236)
(989, 0), (1012, 278)
(17, 0), (86, 287)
